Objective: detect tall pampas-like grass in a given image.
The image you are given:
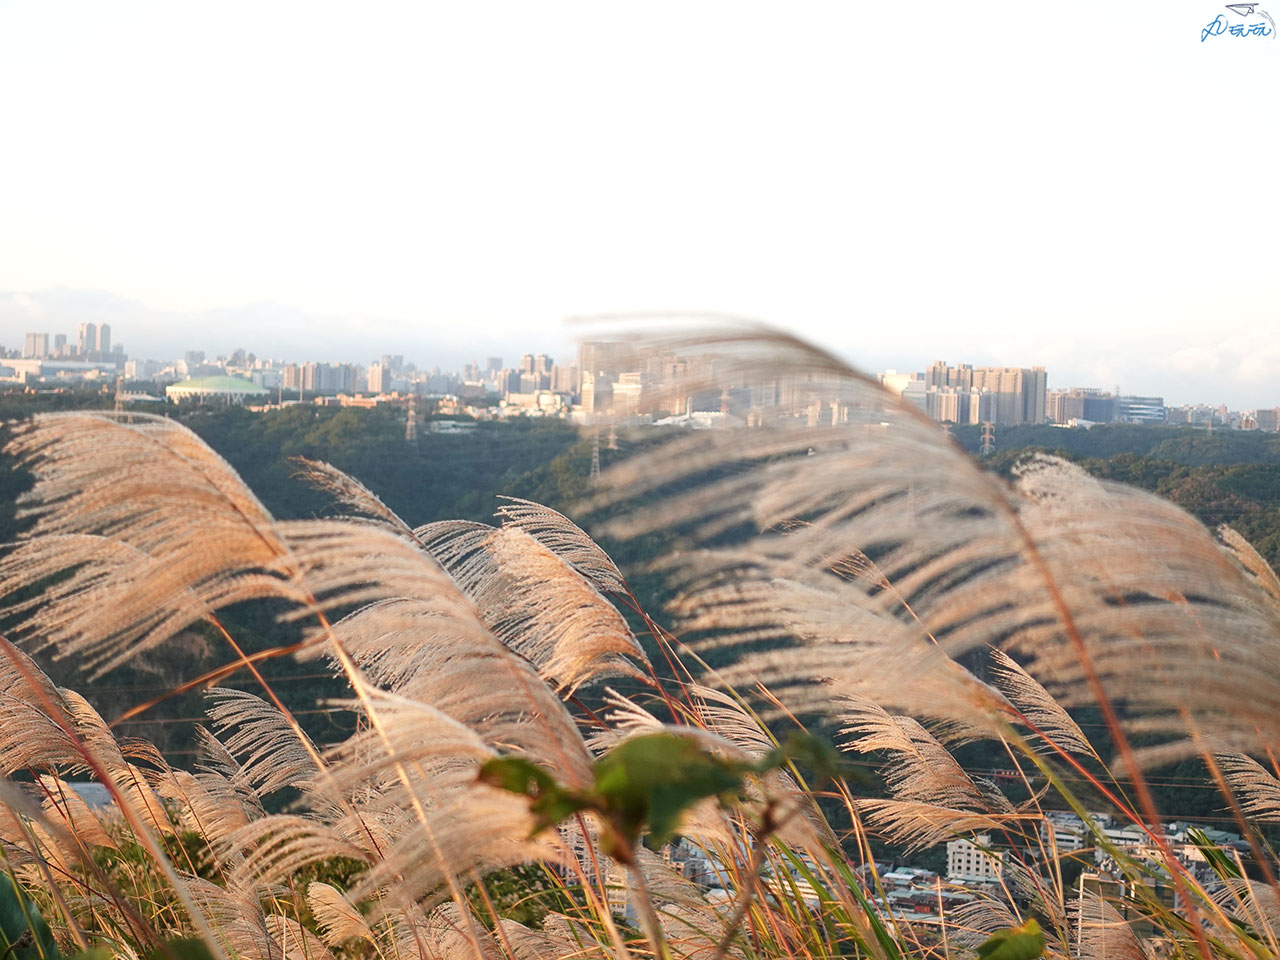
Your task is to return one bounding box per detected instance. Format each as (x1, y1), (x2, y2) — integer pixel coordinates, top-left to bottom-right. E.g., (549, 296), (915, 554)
(0, 328), (1276, 960)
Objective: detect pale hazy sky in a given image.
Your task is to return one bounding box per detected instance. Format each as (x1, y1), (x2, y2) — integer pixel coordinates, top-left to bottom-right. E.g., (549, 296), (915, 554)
(1, 2), (1278, 406)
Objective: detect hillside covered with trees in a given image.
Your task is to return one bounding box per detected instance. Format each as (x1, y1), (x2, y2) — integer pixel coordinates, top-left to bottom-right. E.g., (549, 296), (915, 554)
(953, 423), (1280, 566)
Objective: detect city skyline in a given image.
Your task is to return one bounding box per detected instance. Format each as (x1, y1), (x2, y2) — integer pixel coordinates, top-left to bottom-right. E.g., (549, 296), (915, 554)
(3, 307), (1278, 429)
(1, 285), (1276, 411)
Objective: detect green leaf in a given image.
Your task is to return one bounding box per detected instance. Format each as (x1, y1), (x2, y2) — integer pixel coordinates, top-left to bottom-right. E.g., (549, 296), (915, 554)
(141, 938), (216, 960)
(976, 918), (1044, 960)
(592, 733), (750, 852)
(1186, 827), (1242, 881)
(0, 873), (62, 960)
(477, 756), (557, 796)
(481, 735), (764, 860)
(761, 731), (867, 785)
(477, 756), (590, 836)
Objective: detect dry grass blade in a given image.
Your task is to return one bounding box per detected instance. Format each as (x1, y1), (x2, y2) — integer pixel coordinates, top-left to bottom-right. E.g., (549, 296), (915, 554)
(1210, 878), (1280, 943)
(419, 902), (504, 960)
(304, 688), (573, 911)
(0, 639), (81, 775)
(663, 563), (1006, 732)
(328, 598), (594, 789)
(498, 916), (601, 960)
(158, 767), (259, 849)
(942, 897), (1024, 949)
(38, 776), (117, 849)
(221, 814), (372, 889)
(684, 684), (775, 759)
(265, 915), (339, 960)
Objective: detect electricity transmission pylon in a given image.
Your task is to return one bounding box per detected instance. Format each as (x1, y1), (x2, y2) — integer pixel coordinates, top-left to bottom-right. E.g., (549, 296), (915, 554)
(980, 421), (995, 456)
(405, 396), (418, 442)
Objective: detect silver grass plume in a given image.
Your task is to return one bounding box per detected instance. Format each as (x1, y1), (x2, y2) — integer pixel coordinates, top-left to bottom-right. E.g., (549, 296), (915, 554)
(418, 520), (648, 692)
(495, 495), (630, 594)
(588, 327), (1280, 765)
(1218, 751), (1280, 822)
(989, 649), (1100, 762)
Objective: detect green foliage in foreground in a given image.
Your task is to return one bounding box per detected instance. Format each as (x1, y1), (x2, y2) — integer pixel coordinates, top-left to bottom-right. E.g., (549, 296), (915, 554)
(976, 919), (1044, 960)
(0, 872), (61, 960)
(482, 733), (780, 860)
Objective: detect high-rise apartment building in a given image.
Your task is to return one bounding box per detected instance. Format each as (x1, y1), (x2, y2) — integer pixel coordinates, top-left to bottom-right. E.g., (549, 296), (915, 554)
(297, 361), (363, 394)
(581, 371), (613, 415)
(921, 362), (1047, 425)
(1047, 387), (1116, 423)
(612, 372), (645, 416)
(97, 323), (111, 357)
(1021, 367), (1047, 424)
(578, 341), (639, 380)
(549, 364), (578, 394)
(78, 322), (97, 358)
(22, 333), (49, 358)
(53, 334), (67, 357)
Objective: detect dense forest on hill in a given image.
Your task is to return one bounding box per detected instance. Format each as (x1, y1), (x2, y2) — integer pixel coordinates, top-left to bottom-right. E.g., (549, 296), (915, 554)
(952, 423), (1280, 565)
(952, 421), (1280, 465)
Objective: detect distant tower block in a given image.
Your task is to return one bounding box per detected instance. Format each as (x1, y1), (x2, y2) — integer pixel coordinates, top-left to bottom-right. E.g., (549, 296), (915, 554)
(980, 421), (995, 456)
(590, 431), (601, 483)
(78, 322), (96, 358)
(405, 396), (418, 442)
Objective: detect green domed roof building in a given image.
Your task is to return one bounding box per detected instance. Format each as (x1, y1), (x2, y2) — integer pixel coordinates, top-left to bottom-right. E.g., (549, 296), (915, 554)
(165, 376), (270, 403)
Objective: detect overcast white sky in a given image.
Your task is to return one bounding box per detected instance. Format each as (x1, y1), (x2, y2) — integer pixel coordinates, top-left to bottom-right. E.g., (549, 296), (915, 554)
(1, 2), (1277, 405)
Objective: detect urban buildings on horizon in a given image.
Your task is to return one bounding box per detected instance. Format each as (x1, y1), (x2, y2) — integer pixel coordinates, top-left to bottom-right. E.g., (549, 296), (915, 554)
(3, 325), (1278, 432)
